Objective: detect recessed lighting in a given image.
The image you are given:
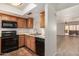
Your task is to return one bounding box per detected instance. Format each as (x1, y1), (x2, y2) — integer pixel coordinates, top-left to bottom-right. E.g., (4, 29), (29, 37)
(11, 3), (22, 6)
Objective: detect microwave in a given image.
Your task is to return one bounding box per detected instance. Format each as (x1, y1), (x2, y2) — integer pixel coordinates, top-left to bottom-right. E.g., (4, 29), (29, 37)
(2, 21), (17, 28)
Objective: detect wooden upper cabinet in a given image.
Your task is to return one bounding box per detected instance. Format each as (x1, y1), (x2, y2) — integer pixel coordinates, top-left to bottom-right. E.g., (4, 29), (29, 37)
(40, 11), (45, 28)
(17, 18), (26, 28)
(1, 14), (10, 21)
(1, 14), (17, 21)
(17, 18), (22, 28)
(22, 19), (27, 28)
(26, 18), (33, 28)
(10, 16), (17, 21)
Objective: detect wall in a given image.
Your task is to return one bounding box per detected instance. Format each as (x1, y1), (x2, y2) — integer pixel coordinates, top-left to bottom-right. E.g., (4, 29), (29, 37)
(45, 4), (57, 56)
(57, 23), (65, 35)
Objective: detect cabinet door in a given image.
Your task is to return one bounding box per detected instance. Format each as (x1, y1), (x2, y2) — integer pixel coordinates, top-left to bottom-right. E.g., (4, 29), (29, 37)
(25, 35), (36, 52)
(10, 16), (17, 21)
(18, 18), (26, 28)
(30, 36), (36, 52)
(1, 14), (10, 21)
(27, 18), (33, 28)
(22, 19), (26, 28)
(1, 14), (17, 21)
(17, 18), (23, 28)
(25, 35), (31, 49)
(25, 35), (27, 47)
(40, 11), (45, 28)
(19, 35), (25, 47)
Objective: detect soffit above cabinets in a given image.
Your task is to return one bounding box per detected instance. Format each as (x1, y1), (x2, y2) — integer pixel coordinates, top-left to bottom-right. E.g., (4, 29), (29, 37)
(0, 3), (37, 18)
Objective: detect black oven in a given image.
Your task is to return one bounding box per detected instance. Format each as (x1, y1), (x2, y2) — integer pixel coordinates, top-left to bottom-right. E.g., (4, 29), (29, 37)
(1, 31), (18, 53)
(2, 21), (17, 28)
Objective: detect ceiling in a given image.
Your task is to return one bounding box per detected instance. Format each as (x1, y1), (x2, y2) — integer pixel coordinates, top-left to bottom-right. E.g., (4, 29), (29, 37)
(7, 3), (29, 10)
(0, 3), (77, 20)
(55, 3), (79, 12)
(56, 4), (79, 23)
(0, 3), (37, 18)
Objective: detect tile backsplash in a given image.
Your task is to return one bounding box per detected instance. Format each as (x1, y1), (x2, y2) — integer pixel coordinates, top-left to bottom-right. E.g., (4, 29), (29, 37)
(17, 28), (45, 35)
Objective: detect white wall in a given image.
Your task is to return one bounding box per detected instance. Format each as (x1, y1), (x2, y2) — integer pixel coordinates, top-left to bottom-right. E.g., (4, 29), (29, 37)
(45, 4), (57, 56)
(57, 23), (65, 35)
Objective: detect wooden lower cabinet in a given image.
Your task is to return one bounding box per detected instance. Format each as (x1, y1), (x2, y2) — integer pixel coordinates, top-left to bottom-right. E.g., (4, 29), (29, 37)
(19, 35), (25, 47)
(25, 35), (36, 52)
(30, 36), (36, 52)
(25, 35), (30, 49)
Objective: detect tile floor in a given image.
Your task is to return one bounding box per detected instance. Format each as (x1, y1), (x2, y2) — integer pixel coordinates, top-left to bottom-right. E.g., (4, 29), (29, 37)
(57, 35), (79, 56)
(1, 47), (37, 56)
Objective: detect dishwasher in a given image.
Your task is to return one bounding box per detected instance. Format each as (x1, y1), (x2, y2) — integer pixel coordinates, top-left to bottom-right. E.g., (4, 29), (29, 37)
(35, 37), (45, 56)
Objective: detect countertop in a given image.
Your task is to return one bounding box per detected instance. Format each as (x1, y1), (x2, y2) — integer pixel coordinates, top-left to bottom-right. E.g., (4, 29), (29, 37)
(18, 33), (45, 39)
(0, 32), (45, 39)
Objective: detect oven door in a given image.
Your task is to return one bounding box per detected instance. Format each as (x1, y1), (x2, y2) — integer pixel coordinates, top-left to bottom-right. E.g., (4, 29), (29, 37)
(1, 37), (18, 53)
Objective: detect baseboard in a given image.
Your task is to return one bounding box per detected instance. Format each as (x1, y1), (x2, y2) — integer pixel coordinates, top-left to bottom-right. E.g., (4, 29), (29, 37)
(19, 45), (36, 53)
(19, 46), (25, 48)
(24, 46), (36, 53)
(24, 46), (37, 55)
(45, 51), (57, 56)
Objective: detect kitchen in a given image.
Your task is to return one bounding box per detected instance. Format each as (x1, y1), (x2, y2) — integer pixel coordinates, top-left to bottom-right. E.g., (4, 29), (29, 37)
(0, 3), (45, 56)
